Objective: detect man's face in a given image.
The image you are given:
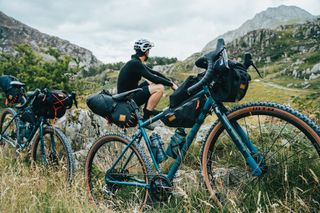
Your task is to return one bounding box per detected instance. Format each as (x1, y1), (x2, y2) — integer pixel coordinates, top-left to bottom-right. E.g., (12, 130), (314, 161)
(144, 50), (150, 61)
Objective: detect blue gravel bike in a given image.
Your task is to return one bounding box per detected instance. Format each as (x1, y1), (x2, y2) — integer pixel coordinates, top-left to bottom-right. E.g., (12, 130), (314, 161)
(85, 39), (320, 211)
(0, 88), (75, 182)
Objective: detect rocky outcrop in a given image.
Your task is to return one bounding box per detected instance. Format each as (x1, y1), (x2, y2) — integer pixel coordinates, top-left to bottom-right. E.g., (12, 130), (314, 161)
(0, 11), (101, 68)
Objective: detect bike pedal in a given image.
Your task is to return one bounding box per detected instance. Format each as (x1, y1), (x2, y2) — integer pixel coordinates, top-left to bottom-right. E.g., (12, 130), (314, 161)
(101, 185), (114, 197)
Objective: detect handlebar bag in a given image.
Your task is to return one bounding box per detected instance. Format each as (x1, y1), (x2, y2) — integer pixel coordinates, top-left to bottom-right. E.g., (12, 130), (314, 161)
(161, 96), (204, 128)
(0, 75), (24, 104)
(211, 61), (251, 102)
(86, 90), (137, 128)
(32, 90), (74, 119)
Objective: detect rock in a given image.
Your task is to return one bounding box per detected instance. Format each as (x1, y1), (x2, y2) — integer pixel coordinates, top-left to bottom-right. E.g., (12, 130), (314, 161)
(310, 63), (320, 74)
(74, 149), (88, 169)
(292, 70), (299, 78)
(195, 124), (211, 143)
(309, 73), (320, 80)
(57, 108), (121, 151)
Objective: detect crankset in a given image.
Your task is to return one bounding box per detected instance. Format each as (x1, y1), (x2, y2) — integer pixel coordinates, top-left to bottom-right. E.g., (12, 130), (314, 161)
(150, 175), (173, 202)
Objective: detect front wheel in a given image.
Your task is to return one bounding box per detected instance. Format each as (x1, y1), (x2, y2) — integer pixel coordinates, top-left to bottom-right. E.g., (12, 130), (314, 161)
(31, 126), (75, 183)
(201, 102), (320, 212)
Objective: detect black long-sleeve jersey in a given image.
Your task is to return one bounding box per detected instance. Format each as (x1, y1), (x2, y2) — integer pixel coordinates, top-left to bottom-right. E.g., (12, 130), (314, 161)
(117, 54), (173, 93)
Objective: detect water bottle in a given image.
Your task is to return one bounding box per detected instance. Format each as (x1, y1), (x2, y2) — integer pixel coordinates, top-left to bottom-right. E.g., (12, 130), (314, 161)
(17, 121), (26, 145)
(150, 133), (167, 164)
(25, 123), (34, 139)
(166, 128), (187, 159)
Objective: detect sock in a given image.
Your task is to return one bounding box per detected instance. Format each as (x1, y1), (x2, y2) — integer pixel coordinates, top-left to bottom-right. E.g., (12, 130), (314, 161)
(143, 109), (162, 120)
(143, 108), (152, 120)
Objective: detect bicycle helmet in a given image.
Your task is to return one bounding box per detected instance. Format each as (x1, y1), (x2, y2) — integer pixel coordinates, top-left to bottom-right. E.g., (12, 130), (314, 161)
(134, 39), (154, 53)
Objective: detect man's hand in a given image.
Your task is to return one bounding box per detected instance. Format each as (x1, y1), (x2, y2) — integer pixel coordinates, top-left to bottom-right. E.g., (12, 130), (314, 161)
(171, 83), (178, 91)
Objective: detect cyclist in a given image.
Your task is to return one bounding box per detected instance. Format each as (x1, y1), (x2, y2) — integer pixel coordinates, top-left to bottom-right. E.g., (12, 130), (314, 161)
(117, 39), (178, 121)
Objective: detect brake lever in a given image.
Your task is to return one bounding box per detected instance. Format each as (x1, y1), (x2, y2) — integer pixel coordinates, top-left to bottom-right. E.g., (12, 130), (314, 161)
(244, 53), (263, 78)
(252, 63), (263, 78)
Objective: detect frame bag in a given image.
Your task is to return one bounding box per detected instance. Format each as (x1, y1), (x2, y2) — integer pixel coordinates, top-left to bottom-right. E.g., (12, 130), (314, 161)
(161, 97), (203, 128)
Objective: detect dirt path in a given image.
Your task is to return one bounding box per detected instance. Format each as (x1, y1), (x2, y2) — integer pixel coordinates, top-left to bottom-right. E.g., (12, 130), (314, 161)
(254, 79), (307, 92)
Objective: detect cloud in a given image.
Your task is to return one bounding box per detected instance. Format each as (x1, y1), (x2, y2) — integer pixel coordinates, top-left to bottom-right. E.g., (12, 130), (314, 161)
(0, 0), (319, 62)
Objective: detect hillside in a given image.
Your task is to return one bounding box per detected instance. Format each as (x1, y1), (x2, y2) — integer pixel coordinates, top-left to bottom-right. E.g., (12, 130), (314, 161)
(0, 11), (100, 68)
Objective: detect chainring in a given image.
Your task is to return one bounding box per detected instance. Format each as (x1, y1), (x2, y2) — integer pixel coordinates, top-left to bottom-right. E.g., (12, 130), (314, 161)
(150, 175), (173, 202)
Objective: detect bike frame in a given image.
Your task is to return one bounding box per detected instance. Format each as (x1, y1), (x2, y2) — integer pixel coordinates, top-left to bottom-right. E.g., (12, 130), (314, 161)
(0, 108), (57, 166)
(106, 85), (264, 189)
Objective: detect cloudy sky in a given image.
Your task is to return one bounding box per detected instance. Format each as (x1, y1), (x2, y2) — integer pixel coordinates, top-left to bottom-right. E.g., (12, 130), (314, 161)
(1, 0), (319, 62)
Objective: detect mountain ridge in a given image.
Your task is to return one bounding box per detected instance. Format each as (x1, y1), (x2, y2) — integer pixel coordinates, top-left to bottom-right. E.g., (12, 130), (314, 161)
(0, 11), (101, 68)
(202, 5), (316, 53)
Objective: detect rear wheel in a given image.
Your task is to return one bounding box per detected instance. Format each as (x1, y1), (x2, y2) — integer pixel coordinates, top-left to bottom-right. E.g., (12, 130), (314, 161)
(31, 126), (75, 183)
(85, 134), (151, 211)
(201, 102), (320, 212)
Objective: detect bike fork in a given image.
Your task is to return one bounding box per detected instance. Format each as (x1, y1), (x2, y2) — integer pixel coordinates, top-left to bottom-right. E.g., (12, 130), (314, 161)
(232, 122), (267, 172)
(214, 106), (263, 176)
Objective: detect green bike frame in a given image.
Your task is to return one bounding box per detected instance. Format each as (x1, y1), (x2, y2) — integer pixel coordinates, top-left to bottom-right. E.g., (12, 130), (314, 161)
(0, 110), (57, 167)
(106, 85), (265, 189)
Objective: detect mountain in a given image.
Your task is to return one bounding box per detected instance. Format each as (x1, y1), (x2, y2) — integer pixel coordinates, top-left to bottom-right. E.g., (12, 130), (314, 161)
(227, 18), (320, 82)
(202, 5), (316, 53)
(0, 11), (100, 68)
(170, 17), (320, 90)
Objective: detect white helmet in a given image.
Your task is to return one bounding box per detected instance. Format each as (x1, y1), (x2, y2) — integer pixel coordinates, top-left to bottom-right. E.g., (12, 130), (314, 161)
(134, 39), (154, 53)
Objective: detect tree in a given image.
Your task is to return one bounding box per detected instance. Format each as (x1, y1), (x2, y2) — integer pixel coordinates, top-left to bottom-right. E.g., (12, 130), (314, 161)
(0, 44), (77, 91)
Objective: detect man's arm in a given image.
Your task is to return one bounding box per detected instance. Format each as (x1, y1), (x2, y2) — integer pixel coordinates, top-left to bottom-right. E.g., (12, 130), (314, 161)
(146, 66), (171, 81)
(135, 62), (173, 86)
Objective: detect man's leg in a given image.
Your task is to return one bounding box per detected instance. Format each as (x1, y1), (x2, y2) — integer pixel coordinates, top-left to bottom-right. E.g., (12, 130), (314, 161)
(145, 84), (164, 111)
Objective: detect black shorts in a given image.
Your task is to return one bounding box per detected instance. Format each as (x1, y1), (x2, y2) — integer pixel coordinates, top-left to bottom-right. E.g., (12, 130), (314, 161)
(133, 81), (151, 106)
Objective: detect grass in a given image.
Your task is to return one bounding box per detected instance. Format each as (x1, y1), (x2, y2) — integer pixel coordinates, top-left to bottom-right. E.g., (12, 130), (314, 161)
(0, 149), (97, 213)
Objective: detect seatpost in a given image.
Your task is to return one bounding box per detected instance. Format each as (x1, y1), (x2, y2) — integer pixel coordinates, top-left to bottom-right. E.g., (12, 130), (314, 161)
(129, 100), (141, 120)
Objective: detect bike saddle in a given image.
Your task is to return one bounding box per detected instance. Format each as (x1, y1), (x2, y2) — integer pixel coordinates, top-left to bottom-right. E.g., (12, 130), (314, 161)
(10, 81), (25, 87)
(26, 91), (36, 97)
(112, 88), (143, 102)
